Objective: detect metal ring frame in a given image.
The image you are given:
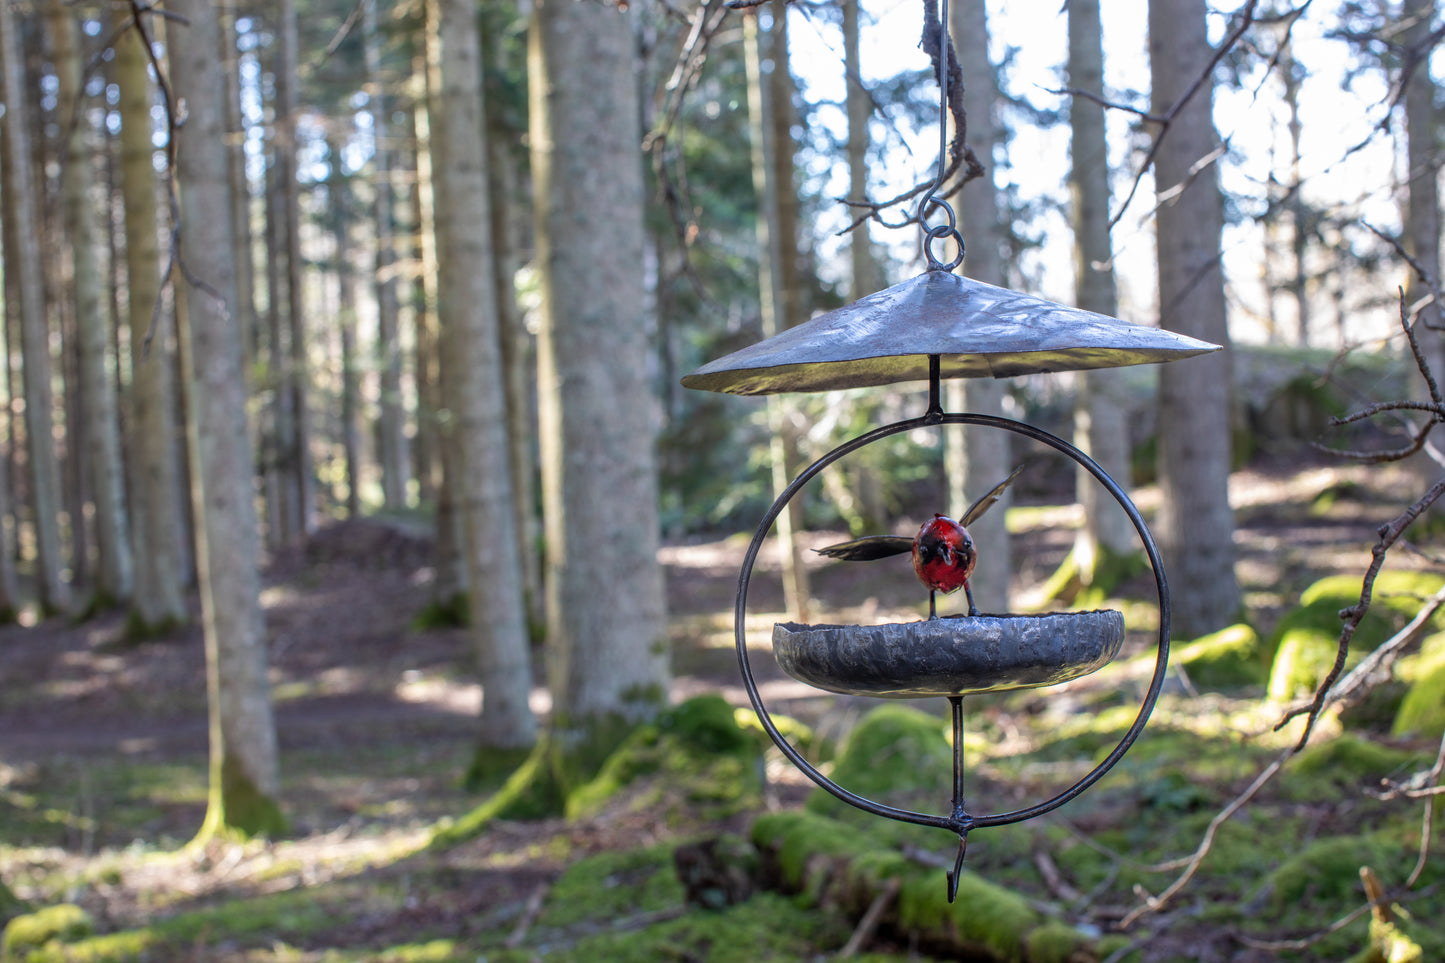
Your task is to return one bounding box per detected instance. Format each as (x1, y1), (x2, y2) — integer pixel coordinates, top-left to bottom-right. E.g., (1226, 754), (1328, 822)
(732, 402), (1172, 874)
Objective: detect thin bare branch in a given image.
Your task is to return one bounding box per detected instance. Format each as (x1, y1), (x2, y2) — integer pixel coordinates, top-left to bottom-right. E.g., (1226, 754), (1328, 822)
(1108, 0), (1260, 231)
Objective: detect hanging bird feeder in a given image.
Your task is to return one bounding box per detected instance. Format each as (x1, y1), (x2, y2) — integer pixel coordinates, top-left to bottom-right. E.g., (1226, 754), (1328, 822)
(683, 0), (1217, 903)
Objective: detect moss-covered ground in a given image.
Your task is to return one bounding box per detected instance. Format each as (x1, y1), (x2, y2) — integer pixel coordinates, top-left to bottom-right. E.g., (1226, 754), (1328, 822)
(4, 457), (1445, 962)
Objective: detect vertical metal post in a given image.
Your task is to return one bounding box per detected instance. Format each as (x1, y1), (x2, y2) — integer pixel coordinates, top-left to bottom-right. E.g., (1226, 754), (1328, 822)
(946, 694), (968, 901)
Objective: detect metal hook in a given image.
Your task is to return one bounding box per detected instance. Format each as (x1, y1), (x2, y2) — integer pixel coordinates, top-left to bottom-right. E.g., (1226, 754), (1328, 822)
(945, 832), (969, 902)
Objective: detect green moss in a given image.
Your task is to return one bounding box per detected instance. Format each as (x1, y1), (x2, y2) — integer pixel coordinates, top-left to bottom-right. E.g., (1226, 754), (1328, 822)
(1174, 623), (1266, 689)
(1268, 572), (1445, 701)
(896, 869), (1039, 963)
(202, 754), (287, 841)
(1036, 541), (1149, 607)
(805, 704), (950, 823)
(1268, 836), (1402, 911)
(116, 610), (185, 647)
(565, 695), (761, 822)
(733, 708), (831, 762)
(429, 742), (562, 848)
(1, 904), (93, 958)
(1287, 734), (1424, 797)
(460, 745), (533, 794)
(522, 890), (850, 963)
(751, 810), (884, 893)
(1356, 913), (1425, 963)
(1025, 920), (1094, 963)
(410, 593), (468, 629)
(535, 844), (685, 931)
(1394, 657), (1445, 739)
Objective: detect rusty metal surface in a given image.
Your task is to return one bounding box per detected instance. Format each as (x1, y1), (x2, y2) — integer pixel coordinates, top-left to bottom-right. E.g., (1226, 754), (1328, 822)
(682, 270), (1219, 395)
(771, 610), (1126, 698)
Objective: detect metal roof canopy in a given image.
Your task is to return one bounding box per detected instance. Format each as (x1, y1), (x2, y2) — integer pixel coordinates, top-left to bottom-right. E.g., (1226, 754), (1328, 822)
(682, 269), (1220, 396)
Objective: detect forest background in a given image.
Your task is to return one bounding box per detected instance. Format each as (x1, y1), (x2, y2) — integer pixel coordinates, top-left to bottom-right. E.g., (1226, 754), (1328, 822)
(3, 0), (1445, 959)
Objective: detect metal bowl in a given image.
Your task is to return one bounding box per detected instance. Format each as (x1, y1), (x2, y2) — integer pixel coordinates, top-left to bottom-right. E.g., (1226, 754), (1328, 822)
(772, 610), (1126, 698)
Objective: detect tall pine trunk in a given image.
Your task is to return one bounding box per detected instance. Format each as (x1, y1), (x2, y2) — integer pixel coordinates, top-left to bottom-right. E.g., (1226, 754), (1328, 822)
(330, 143), (362, 518)
(168, 0), (284, 839)
(113, 2), (188, 631)
(416, 0), (463, 610)
(1067, 0), (1135, 577)
(364, 0), (408, 512)
(531, 0), (669, 748)
(1149, 0), (1241, 637)
(743, 9), (810, 623)
(945, 0), (1012, 614)
(843, 0), (877, 302)
(274, 0), (312, 539)
(1402, 0), (1441, 381)
(0, 0), (71, 615)
(431, 0), (536, 757)
(50, 0), (133, 606)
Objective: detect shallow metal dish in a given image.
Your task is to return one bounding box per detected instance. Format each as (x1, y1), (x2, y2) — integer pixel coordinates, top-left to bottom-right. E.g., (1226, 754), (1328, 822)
(772, 610), (1126, 698)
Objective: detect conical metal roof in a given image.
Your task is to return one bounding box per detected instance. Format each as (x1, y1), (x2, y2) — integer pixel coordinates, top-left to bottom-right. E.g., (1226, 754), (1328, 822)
(682, 270), (1220, 396)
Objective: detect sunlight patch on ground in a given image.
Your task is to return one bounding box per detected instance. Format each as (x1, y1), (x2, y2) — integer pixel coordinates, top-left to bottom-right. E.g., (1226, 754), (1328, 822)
(1007, 502), (1084, 533)
(393, 672), (480, 715)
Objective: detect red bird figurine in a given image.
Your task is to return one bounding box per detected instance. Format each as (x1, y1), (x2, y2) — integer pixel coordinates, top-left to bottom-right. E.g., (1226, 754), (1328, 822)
(815, 465), (1025, 618)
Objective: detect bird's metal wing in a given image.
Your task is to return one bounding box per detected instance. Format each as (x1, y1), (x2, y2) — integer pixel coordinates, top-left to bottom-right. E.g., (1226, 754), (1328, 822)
(814, 535), (914, 561)
(960, 464), (1026, 527)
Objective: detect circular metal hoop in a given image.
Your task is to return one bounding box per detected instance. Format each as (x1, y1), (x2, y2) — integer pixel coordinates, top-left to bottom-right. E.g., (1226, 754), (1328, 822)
(733, 412), (1171, 835)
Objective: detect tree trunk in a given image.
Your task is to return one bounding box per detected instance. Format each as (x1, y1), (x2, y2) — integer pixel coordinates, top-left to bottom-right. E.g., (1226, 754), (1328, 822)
(843, 0), (878, 302)
(531, 0), (669, 736)
(487, 118), (543, 639)
(168, 0), (284, 838)
(415, 1), (462, 607)
(1280, 35), (1309, 348)
(1402, 0), (1441, 379)
(1149, 0), (1241, 637)
(409, 62), (440, 509)
(364, 0), (408, 512)
(263, 158), (293, 547)
(221, 0), (256, 372)
(945, 0), (1012, 614)
(431, 0), (536, 752)
(330, 142), (361, 518)
(50, 0), (134, 606)
(0, 0), (71, 615)
(1067, 0), (1135, 574)
(113, 1), (188, 631)
(274, 0), (312, 539)
(743, 9), (810, 623)
(0, 135), (21, 619)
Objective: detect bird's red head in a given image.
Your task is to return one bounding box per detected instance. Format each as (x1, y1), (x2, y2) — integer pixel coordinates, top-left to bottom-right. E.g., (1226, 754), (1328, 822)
(911, 514), (976, 595)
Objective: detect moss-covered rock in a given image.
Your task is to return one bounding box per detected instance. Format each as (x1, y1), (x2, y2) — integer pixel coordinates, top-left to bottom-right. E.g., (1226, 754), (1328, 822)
(535, 845), (686, 931)
(1174, 623), (1266, 689)
(1, 904), (93, 960)
(564, 694), (763, 823)
(1285, 734), (1424, 800)
(1267, 572), (1445, 701)
(1267, 836), (1418, 912)
(752, 809), (1061, 963)
(1393, 657), (1445, 739)
(805, 703), (951, 825)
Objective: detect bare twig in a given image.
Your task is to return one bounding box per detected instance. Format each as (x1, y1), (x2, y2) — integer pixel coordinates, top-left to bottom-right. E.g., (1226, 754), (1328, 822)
(835, 877), (900, 958)
(505, 883), (549, 949)
(1119, 749), (1291, 927)
(1108, 0), (1260, 231)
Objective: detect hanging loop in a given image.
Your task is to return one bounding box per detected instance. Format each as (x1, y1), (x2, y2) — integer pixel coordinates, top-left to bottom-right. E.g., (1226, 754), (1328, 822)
(923, 216), (965, 272)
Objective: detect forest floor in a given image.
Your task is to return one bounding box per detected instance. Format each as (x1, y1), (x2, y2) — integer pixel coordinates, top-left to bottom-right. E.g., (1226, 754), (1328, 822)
(2, 448), (1443, 962)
